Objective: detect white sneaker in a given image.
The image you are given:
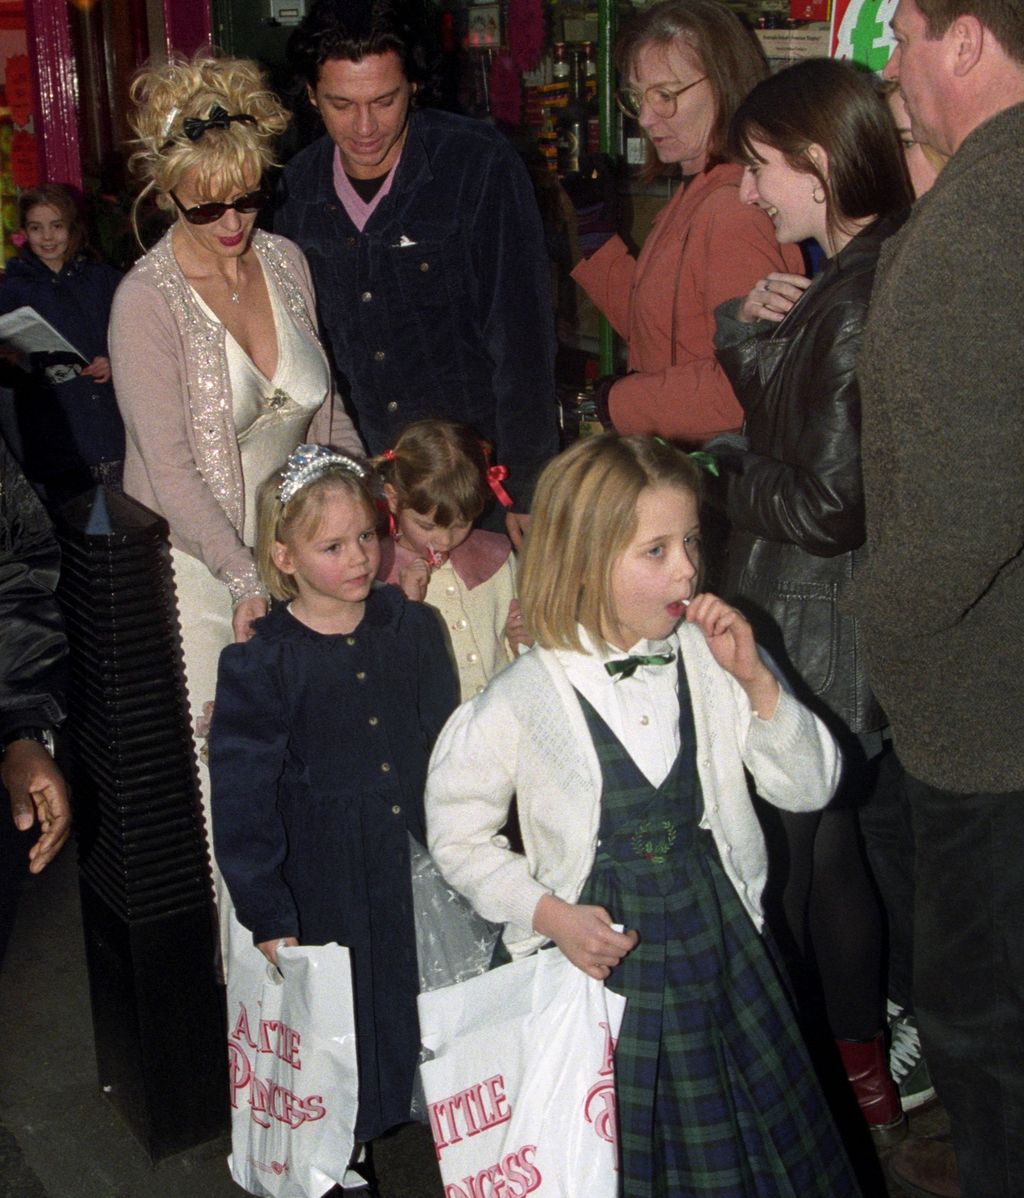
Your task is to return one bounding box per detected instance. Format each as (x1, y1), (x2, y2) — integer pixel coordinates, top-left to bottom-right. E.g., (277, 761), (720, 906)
(888, 1000), (937, 1112)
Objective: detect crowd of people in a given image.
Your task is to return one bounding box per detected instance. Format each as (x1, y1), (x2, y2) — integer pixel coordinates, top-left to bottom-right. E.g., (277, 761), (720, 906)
(1, 0), (1020, 1196)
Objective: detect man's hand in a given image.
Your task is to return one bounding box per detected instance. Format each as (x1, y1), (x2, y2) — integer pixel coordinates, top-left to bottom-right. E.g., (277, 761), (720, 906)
(2, 739), (71, 874)
(505, 511), (530, 551)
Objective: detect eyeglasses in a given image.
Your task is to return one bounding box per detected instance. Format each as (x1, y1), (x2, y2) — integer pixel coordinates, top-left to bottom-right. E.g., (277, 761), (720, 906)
(169, 183), (270, 226)
(615, 75), (708, 120)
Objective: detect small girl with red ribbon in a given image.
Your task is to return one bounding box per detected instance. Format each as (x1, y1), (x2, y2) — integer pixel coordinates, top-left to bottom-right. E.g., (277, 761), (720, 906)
(374, 419), (530, 702)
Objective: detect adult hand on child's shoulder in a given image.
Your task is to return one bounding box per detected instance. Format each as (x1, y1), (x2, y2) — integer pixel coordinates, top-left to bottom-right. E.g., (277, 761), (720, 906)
(233, 596), (268, 643)
(532, 894), (638, 980)
(685, 593), (779, 719)
(399, 557), (431, 602)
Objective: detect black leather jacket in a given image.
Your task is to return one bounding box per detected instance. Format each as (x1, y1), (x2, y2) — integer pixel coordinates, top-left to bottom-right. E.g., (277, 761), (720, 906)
(712, 214), (903, 734)
(0, 431), (67, 740)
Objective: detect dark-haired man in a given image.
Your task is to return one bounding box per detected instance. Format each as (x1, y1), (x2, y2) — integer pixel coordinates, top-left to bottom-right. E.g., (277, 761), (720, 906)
(276, 0), (558, 544)
(855, 2), (1024, 1193)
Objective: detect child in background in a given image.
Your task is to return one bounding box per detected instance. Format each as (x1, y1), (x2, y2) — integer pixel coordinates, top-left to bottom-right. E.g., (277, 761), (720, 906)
(375, 419), (529, 701)
(426, 434), (862, 1197)
(0, 184), (124, 506)
(210, 444), (458, 1165)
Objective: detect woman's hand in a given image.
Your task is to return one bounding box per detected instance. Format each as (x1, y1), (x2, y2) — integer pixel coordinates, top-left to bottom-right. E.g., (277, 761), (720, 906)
(257, 936), (299, 967)
(505, 598), (533, 653)
(686, 592), (780, 719)
(82, 355), (112, 384)
(399, 557), (431, 602)
(532, 894), (638, 980)
(232, 596), (268, 643)
(738, 272), (810, 324)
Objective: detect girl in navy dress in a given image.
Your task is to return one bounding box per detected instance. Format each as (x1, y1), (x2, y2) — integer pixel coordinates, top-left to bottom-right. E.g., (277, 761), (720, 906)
(210, 444), (458, 1161)
(426, 434), (862, 1197)
(0, 184), (124, 506)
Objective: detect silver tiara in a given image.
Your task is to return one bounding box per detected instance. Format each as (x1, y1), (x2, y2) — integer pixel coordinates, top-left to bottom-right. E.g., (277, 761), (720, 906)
(278, 444), (368, 505)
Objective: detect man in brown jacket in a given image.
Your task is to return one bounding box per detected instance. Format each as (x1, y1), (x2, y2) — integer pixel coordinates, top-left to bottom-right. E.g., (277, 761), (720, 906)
(855, 2), (1024, 1194)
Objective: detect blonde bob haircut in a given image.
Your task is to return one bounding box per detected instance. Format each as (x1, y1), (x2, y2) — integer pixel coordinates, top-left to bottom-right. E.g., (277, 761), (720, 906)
(519, 434), (702, 654)
(255, 463), (380, 602)
(127, 53), (289, 229)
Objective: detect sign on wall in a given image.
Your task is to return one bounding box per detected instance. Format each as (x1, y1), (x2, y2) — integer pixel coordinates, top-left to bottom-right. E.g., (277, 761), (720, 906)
(831, 0), (897, 69)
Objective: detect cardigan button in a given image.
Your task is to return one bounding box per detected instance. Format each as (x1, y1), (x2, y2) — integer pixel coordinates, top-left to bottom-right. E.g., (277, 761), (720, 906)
(356, 671), (367, 681)
(346, 236), (357, 248)
(368, 715), (379, 726)
(392, 805), (401, 814)
(374, 350), (386, 361)
(381, 762), (391, 773)
(361, 290), (373, 302)
(467, 652), (479, 663)
(346, 636), (356, 645)
(419, 261), (430, 272)
(386, 400), (398, 413)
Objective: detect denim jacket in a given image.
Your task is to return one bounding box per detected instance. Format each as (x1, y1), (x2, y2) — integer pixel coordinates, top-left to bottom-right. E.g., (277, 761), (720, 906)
(276, 108), (558, 509)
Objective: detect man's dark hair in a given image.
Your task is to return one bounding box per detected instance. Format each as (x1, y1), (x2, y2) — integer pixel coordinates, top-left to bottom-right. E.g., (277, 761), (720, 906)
(288, 0), (430, 89)
(916, 0), (1024, 63)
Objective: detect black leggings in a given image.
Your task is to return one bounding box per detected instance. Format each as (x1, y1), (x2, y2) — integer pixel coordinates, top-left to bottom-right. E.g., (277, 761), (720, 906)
(757, 795), (884, 1042)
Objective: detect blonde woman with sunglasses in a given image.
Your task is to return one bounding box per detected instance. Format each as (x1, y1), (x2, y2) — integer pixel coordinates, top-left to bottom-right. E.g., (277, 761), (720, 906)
(109, 54), (362, 954)
(572, 0), (803, 445)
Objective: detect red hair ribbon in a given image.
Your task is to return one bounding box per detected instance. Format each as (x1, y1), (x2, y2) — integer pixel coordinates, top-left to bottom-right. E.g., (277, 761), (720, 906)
(381, 449), (396, 462)
(487, 464), (513, 509)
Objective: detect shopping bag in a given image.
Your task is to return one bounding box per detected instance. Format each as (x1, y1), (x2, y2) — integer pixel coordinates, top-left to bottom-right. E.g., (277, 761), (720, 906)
(418, 946), (627, 1197)
(409, 833), (501, 993)
(226, 913), (358, 1197)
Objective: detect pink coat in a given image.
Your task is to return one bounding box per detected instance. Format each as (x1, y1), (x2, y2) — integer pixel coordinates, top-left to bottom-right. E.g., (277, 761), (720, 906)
(572, 162), (804, 443)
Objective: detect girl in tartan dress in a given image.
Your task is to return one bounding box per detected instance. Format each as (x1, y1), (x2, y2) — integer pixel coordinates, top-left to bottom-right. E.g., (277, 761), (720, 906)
(426, 434), (862, 1196)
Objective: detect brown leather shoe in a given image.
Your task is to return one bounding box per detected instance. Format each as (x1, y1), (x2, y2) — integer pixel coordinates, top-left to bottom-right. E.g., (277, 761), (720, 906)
(889, 1136), (961, 1197)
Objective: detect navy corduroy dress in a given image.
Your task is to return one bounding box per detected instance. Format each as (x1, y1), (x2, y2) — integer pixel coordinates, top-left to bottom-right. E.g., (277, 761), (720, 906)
(211, 585), (459, 1141)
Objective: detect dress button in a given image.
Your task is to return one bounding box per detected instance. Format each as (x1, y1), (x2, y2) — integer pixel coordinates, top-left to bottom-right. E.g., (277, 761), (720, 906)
(386, 400), (398, 413)
(381, 762), (391, 773)
(368, 715), (379, 727)
(356, 671), (367, 682)
(374, 350), (386, 361)
(419, 261), (430, 272)
(392, 805), (401, 815)
(639, 715), (650, 726)
(346, 636), (356, 645)
(361, 290), (373, 302)
(467, 652), (478, 663)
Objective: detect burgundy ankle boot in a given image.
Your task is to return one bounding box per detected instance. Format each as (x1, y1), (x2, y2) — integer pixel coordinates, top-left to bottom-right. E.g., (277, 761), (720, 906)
(835, 1032), (908, 1146)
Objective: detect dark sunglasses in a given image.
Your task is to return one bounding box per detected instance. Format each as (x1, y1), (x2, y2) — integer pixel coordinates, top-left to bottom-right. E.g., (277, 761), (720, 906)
(169, 183), (270, 226)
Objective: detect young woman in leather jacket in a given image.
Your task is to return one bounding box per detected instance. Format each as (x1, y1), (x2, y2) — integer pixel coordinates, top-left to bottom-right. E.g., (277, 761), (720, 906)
(710, 58), (914, 1149)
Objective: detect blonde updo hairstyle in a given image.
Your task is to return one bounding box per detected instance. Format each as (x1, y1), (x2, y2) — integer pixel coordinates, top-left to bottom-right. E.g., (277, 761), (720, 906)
(255, 463), (380, 603)
(127, 53), (289, 235)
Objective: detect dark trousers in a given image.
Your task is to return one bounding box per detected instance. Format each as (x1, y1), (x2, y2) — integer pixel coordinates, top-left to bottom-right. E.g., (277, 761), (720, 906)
(858, 745), (916, 1012)
(905, 769), (1024, 1197)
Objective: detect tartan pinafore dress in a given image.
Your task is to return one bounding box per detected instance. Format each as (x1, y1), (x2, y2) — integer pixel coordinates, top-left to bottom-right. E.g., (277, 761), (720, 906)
(575, 664), (861, 1198)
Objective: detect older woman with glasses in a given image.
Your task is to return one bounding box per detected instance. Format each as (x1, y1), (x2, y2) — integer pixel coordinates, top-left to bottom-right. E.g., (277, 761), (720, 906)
(109, 54), (362, 945)
(572, 0), (802, 443)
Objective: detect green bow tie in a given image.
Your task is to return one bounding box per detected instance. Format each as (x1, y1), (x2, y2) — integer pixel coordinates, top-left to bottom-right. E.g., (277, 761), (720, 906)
(604, 651), (676, 681)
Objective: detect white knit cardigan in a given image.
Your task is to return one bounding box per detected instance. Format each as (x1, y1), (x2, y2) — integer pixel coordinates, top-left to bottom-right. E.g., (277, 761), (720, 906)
(426, 622), (840, 957)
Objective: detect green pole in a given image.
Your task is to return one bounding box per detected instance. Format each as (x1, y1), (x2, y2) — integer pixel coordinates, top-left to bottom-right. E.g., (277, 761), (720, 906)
(597, 0), (617, 376)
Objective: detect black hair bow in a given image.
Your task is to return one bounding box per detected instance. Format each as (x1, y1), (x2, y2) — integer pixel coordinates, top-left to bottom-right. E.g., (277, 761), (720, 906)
(181, 106), (256, 142)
